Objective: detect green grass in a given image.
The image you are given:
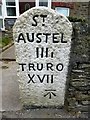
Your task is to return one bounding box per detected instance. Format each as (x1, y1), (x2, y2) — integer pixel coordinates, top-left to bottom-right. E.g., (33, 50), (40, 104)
(0, 36), (12, 48)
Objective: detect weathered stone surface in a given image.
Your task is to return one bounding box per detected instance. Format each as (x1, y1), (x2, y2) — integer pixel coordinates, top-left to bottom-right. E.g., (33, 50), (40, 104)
(68, 106), (88, 112)
(75, 94), (90, 101)
(79, 63), (90, 69)
(71, 81), (89, 87)
(72, 70), (84, 73)
(13, 7), (72, 107)
(82, 101), (89, 105)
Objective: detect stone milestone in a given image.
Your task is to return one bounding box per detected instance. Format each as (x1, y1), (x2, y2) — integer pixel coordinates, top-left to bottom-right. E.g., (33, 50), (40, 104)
(13, 7), (72, 107)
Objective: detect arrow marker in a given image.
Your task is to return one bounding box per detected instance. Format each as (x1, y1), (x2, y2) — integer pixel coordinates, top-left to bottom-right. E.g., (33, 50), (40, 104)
(44, 89), (56, 99)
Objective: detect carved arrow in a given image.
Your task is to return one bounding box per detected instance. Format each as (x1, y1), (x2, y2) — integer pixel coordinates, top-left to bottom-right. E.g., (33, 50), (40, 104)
(44, 90), (56, 99)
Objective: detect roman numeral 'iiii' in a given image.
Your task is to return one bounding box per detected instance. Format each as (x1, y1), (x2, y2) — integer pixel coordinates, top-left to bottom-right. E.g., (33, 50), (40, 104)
(36, 47), (53, 58)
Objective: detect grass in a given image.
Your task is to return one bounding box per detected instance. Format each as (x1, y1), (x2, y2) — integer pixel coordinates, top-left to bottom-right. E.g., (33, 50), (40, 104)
(0, 36), (12, 48)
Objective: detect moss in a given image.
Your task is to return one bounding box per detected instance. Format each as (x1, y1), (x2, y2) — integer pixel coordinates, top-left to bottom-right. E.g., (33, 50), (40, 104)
(68, 17), (86, 22)
(73, 36), (90, 56)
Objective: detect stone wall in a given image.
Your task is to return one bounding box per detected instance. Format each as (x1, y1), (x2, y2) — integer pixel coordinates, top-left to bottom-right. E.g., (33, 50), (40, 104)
(65, 22), (90, 115)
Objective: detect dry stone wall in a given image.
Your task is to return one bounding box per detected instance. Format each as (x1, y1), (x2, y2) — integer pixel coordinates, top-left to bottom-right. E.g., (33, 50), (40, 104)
(65, 22), (90, 115)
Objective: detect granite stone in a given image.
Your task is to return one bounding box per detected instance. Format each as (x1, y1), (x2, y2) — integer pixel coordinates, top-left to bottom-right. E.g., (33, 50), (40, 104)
(13, 7), (72, 107)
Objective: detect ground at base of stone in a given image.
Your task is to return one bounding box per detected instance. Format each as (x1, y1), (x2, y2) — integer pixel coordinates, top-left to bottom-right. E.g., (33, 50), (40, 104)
(0, 108), (88, 119)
